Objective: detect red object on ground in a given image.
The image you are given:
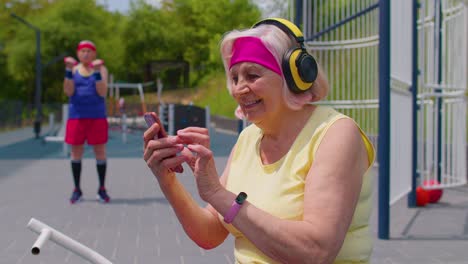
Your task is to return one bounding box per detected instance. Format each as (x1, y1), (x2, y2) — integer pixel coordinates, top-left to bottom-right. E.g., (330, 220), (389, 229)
(416, 187), (429, 207)
(423, 179), (443, 203)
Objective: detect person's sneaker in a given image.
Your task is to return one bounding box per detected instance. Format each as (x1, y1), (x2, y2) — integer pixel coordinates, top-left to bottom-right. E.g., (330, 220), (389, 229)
(97, 187), (110, 203)
(70, 188), (82, 204)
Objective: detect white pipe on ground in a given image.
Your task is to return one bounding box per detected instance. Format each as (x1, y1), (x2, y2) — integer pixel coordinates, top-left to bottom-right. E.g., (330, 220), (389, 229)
(27, 218), (112, 264)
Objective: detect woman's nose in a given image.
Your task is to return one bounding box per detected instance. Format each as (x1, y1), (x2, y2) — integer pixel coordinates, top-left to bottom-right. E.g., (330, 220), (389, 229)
(232, 80), (249, 96)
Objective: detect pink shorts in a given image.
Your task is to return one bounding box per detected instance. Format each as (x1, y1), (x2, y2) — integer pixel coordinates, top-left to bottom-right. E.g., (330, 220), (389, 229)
(65, 118), (108, 145)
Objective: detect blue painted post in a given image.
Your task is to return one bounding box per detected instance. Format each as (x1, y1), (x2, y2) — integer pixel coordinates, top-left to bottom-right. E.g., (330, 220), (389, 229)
(435, 0), (443, 183)
(34, 29), (42, 139)
(294, 0), (302, 27)
(378, 0), (391, 240)
(10, 13), (42, 139)
(408, 0), (420, 208)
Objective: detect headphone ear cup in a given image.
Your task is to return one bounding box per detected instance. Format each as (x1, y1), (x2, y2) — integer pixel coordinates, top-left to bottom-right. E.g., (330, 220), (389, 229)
(282, 48), (299, 93)
(282, 48), (317, 93)
(297, 52), (318, 83)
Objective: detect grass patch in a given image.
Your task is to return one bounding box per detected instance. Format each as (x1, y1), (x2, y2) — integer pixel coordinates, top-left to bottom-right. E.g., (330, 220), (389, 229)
(191, 72), (237, 118)
(123, 71), (237, 118)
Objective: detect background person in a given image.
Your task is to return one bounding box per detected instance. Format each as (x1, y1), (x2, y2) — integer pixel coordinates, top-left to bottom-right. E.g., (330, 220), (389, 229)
(143, 18), (375, 263)
(63, 40), (110, 204)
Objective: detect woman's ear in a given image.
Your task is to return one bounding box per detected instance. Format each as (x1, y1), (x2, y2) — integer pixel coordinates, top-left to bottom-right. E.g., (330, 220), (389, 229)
(310, 66), (329, 102)
(309, 88), (321, 103)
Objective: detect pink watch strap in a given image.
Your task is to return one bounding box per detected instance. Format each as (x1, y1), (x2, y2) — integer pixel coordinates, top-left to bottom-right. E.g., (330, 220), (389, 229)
(224, 201), (242, 224)
(224, 192), (247, 224)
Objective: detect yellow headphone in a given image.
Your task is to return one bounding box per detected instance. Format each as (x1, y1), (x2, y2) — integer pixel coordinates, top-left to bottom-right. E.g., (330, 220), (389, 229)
(253, 18), (318, 93)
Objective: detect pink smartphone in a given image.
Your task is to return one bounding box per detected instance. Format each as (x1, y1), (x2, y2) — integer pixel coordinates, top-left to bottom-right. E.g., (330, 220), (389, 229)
(144, 112), (167, 139)
(144, 112), (183, 173)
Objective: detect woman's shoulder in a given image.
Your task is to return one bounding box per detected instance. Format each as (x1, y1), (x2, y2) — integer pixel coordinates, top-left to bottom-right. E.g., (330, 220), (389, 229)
(313, 106), (375, 165)
(72, 64), (80, 74)
(303, 105), (347, 132)
(315, 105), (345, 119)
(235, 123), (262, 149)
(100, 65), (109, 73)
(238, 123), (261, 138)
(311, 106), (360, 136)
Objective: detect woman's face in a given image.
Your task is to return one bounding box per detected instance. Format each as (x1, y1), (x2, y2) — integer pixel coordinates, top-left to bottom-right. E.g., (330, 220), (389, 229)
(77, 48), (96, 65)
(230, 62), (284, 123)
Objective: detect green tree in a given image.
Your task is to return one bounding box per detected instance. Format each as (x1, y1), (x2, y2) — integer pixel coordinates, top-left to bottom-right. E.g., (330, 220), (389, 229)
(123, 0), (261, 88)
(2, 0), (263, 104)
(0, 0), (55, 100)
(5, 0), (126, 103)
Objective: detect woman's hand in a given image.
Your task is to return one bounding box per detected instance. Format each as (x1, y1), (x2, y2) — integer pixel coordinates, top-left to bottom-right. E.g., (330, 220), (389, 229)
(143, 122), (185, 184)
(91, 59), (104, 71)
(177, 127), (223, 202)
(64, 56), (77, 70)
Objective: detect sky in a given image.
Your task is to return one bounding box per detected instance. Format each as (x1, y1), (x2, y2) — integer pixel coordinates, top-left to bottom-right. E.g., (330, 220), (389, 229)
(97, 0), (288, 17)
(97, 0), (132, 14)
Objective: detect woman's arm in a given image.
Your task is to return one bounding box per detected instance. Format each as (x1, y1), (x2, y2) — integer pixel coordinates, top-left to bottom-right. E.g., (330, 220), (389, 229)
(144, 125), (232, 249)
(63, 66), (76, 97)
(95, 64), (108, 97)
(156, 172), (230, 249)
(63, 78), (74, 97)
(207, 118), (370, 263)
(63, 57), (76, 97)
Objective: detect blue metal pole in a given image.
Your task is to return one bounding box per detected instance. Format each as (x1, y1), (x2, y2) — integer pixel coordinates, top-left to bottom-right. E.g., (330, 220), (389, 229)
(34, 29), (42, 139)
(10, 13), (42, 139)
(435, 0), (443, 183)
(309, 3), (379, 41)
(378, 0), (391, 240)
(294, 0), (303, 27)
(408, 0), (420, 208)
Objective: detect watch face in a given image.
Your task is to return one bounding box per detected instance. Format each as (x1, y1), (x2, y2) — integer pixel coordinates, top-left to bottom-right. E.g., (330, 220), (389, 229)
(236, 192), (248, 204)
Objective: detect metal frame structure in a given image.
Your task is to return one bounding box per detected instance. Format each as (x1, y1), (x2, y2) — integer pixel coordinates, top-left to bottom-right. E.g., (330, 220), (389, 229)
(293, 0), (467, 239)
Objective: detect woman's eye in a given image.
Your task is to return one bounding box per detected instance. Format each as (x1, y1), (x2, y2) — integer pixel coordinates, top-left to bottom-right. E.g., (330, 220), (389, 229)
(247, 73), (259, 80)
(232, 76), (238, 84)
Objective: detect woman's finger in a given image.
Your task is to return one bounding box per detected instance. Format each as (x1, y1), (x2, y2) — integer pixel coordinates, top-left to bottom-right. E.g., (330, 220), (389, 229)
(177, 131), (210, 146)
(160, 155), (186, 171)
(146, 147), (185, 173)
(146, 150), (162, 169)
(144, 141), (183, 161)
(186, 144), (214, 168)
(178, 147), (197, 170)
(143, 125), (160, 147)
(145, 135), (181, 150)
(177, 126), (209, 135)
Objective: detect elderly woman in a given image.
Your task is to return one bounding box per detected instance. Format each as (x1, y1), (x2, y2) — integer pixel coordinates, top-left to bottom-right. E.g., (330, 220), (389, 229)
(63, 40), (110, 204)
(144, 18), (374, 263)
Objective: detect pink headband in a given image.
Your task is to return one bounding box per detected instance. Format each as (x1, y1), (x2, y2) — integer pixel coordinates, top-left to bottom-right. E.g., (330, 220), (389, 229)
(229, 36), (282, 76)
(77, 41), (96, 52)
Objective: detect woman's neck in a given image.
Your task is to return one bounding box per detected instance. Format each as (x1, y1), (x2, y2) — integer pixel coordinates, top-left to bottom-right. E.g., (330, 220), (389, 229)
(78, 63), (93, 76)
(261, 104), (316, 139)
(258, 104), (316, 164)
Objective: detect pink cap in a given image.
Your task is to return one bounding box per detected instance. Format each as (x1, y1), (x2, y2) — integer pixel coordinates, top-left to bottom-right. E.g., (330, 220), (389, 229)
(77, 40), (96, 52)
(229, 36), (282, 76)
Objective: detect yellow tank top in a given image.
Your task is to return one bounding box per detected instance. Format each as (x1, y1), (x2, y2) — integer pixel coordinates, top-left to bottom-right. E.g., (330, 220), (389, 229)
(219, 106), (375, 264)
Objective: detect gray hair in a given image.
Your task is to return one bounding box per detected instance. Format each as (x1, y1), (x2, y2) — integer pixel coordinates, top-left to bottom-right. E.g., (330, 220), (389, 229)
(220, 24), (329, 111)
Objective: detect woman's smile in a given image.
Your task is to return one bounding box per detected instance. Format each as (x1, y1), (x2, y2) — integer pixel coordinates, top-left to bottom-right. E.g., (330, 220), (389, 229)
(241, 99), (262, 110)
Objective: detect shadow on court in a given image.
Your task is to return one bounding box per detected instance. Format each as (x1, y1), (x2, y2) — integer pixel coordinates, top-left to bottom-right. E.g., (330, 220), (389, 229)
(394, 186), (468, 241)
(0, 127), (238, 160)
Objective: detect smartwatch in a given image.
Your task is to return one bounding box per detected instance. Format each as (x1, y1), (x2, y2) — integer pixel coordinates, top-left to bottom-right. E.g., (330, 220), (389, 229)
(224, 192), (248, 224)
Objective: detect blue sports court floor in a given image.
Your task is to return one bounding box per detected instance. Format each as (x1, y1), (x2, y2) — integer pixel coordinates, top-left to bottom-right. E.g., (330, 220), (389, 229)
(0, 126), (467, 263)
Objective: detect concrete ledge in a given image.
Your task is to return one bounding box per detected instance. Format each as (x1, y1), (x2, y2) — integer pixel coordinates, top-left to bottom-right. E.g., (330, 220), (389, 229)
(210, 115), (239, 133)
(44, 136), (64, 142)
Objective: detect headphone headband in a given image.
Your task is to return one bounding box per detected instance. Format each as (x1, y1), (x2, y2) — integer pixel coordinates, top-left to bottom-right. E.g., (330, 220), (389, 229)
(253, 18), (304, 43)
(252, 18), (318, 94)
